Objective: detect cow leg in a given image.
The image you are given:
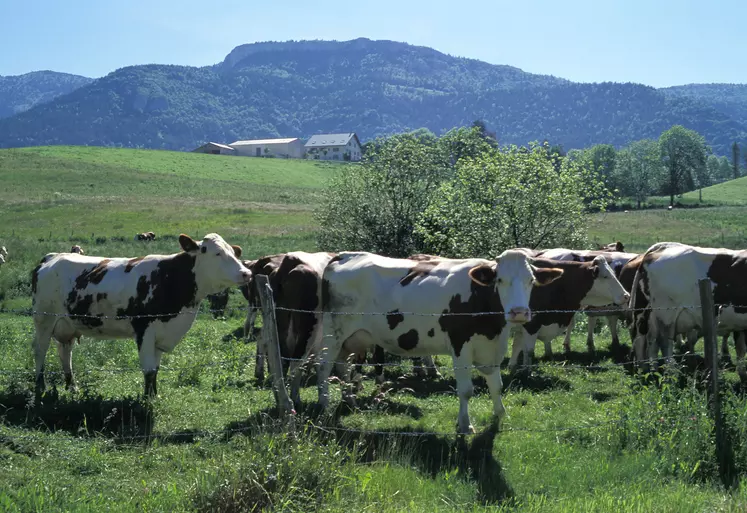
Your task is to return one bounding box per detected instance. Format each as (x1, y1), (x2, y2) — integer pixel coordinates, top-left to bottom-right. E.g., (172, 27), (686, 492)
(372, 345), (385, 385)
(138, 333), (162, 398)
(542, 337), (553, 360)
(254, 334), (266, 382)
(56, 339), (77, 392)
(608, 315), (620, 349)
(586, 316), (597, 354)
(453, 352), (476, 434)
(483, 367), (506, 426)
(721, 334), (732, 363)
(735, 332), (747, 384)
(563, 316), (575, 354)
(315, 313), (341, 409)
(244, 308), (258, 342)
(422, 355), (441, 379)
(32, 316), (56, 393)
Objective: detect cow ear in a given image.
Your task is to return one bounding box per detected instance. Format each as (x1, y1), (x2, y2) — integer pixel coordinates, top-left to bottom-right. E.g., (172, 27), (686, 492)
(232, 245), (243, 259)
(179, 234), (199, 253)
(468, 264), (496, 287)
(615, 241), (624, 252)
(532, 266), (564, 286)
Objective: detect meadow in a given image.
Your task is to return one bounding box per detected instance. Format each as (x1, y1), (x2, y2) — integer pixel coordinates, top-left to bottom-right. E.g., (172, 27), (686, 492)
(2, 146), (747, 512)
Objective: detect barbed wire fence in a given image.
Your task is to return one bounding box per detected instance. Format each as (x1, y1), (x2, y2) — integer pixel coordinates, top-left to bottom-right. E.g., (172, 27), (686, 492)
(0, 276), (739, 486)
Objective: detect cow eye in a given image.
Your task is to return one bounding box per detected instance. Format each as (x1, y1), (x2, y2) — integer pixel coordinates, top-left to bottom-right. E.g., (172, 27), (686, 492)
(200, 247), (206, 254)
(216, 252), (221, 256)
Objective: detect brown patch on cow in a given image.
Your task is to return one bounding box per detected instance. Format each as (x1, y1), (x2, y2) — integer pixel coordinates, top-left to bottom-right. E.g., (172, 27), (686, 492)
(273, 255), (324, 360)
(74, 259), (111, 290)
(31, 264), (42, 295)
(400, 261), (438, 287)
(427, 328), (435, 337)
(398, 329), (419, 350)
(707, 252), (747, 314)
(125, 257), (145, 273)
(116, 252), (198, 349)
(387, 309), (405, 330)
(439, 281), (505, 357)
(521, 258), (598, 336)
(67, 293), (103, 328)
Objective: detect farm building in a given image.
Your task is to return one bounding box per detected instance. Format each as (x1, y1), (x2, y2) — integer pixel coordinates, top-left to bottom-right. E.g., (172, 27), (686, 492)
(192, 142), (235, 155)
(229, 138), (303, 159)
(304, 133), (363, 161)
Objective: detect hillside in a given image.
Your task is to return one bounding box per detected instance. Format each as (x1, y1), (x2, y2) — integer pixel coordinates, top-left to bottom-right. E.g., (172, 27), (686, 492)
(0, 146), (337, 243)
(1, 38), (746, 155)
(661, 83), (747, 128)
(0, 70), (92, 119)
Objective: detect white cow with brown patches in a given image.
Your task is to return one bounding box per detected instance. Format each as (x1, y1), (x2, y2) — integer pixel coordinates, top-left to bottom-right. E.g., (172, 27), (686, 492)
(31, 233), (252, 397)
(315, 249), (565, 434)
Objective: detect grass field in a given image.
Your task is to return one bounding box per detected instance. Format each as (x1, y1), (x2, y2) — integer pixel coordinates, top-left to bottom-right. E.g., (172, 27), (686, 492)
(2, 146), (747, 512)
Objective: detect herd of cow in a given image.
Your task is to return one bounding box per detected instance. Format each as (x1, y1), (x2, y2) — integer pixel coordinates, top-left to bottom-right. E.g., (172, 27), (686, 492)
(22, 233), (747, 434)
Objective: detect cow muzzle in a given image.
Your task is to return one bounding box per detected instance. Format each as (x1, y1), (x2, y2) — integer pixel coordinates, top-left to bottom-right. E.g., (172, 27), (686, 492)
(506, 307), (531, 324)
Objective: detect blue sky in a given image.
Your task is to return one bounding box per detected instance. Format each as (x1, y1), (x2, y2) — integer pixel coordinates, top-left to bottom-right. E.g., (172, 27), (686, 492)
(1, 0), (745, 87)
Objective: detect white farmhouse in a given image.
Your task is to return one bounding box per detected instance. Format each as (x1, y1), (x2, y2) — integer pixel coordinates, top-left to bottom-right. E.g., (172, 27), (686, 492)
(229, 138), (304, 159)
(304, 133), (363, 161)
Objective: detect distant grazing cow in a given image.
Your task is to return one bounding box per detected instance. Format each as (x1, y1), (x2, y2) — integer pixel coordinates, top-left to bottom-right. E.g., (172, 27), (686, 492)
(70, 245), (85, 255)
(597, 241), (625, 252)
(206, 289), (230, 319)
(315, 250), (565, 434)
(31, 233), (251, 397)
(0, 246), (7, 258)
(629, 241), (747, 379)
(135, 232), (156, 241)
(534, 247), (638, 354)
(508, 255), (630, 370)
(0, 254), (5, 267)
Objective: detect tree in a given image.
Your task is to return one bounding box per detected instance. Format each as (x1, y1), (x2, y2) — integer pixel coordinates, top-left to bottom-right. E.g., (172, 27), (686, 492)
(471, 119), (498, 147)
(613, 139), (664, 208)
(314, 133), (449, 257)
(438, 126), (498, 170)
(659, 125), (708, 207)
(415, 144), (611, 258)
(718, 156), (732, 182)
(733, 141), (741, 180)
(584, 144), (618, 191)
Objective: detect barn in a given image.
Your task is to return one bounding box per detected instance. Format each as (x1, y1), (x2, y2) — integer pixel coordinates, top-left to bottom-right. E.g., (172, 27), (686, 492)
(192, 142), (236, 155)
(229, 138), (304, 159)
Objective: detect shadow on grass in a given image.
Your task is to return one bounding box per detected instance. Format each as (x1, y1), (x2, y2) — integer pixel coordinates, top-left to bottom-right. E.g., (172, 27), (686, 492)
(0, 385), (153, 442)
(223, 404), (513, 504)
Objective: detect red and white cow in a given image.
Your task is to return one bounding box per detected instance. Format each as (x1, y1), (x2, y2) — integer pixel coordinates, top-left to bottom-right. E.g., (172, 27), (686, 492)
(507, 255), (631, 370)
(315, 249), (565, 434)
(629, 241), (747, 379)
(534, 248), (639, 354)
(31, 233), (252, 397)
(70, 245), (85, 255)
(239, 253), (287, 381)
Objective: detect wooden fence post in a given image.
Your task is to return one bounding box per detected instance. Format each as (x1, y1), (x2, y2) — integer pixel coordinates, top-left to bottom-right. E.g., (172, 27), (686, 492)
(698, 279), (735, 489)
(255, 274), (295, 416)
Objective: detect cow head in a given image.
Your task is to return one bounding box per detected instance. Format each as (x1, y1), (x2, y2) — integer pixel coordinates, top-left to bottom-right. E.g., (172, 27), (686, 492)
(468, 249), (564, 324)
(599, 241), (625, 252)
(583, 255), (630, 307)
(179, 233), (252, 294)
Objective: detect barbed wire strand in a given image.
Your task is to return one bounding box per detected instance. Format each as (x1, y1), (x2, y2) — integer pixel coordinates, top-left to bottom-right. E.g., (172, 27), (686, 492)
(2, 303), (746, 319)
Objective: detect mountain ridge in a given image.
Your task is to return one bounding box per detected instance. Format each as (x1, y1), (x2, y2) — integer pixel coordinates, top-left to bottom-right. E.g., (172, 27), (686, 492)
(0, 38), (745, 155)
